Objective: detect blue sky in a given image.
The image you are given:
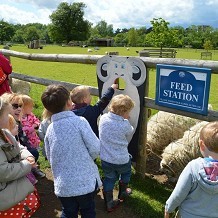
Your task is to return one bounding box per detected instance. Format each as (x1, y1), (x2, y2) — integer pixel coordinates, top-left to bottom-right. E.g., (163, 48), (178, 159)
(1, 0), (218, 29)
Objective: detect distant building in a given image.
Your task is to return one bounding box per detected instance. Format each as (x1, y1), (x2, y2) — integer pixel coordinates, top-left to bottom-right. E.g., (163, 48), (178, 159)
(93, 38), (114, 47)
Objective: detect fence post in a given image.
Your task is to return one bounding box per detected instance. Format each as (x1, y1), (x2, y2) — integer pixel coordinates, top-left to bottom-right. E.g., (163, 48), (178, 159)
(135, 68), (149, 176)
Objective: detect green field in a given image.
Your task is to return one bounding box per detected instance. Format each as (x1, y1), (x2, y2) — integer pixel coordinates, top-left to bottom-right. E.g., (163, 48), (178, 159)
(0, 44), (217, 217)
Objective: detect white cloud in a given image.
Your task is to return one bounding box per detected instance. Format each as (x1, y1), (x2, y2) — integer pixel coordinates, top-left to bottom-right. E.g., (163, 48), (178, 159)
(0, 0), (218, 29)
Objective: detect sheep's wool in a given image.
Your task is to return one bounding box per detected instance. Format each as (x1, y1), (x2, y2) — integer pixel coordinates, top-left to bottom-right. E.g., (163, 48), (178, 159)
(146, 111), (198, 154)
(160, 121), (208, 180)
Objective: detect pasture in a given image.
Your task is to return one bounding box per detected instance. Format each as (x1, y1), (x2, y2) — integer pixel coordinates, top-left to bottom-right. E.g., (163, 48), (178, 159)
(1, 44), (218, 217)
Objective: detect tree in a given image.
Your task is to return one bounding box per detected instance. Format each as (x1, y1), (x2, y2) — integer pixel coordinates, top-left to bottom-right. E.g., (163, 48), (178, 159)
(49, 2), (91, 43)
(145, 18), (178, 49)
(95, 20), (114, 37)
(0, 19), (15, 43)
(203, 40), (213, 51)
(127, 28), (138, 46)
(23, 26), (41, 42)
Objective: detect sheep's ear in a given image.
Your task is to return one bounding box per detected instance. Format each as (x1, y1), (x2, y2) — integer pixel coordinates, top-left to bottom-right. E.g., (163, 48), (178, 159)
(96, 55), (111, 82)
(127, 57), (146, 87)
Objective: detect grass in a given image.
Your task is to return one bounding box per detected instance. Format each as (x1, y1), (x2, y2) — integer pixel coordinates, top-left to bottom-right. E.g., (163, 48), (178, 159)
(1, 44), (218, 217)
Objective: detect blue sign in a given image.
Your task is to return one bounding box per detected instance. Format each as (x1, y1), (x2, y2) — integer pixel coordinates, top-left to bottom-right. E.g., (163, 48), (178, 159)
(155, 64), (211, 115)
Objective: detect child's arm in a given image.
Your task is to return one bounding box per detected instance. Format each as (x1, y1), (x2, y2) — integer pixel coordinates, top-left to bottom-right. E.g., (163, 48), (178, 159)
(165, 161), (194, 214)
(94, 84), (118, 114)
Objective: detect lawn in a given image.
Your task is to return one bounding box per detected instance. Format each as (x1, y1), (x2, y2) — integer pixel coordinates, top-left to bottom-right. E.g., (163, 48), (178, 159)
(1, 44), (217, 217)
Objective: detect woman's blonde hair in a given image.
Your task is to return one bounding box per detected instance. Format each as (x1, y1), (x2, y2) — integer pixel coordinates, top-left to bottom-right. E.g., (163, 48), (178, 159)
(108, 94), (134, 116)
(70, 85), (90, 104)
(7, 93), (23, 105)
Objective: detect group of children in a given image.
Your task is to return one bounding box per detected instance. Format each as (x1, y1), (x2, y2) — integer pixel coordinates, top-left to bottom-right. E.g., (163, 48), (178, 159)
(41, 83), (135, 217)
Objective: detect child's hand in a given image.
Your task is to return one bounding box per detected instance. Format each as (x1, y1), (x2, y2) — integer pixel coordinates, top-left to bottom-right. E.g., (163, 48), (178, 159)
(26, 156), (35, 166)
(164, 210), (170, 218)
(111, 84), (118, 90)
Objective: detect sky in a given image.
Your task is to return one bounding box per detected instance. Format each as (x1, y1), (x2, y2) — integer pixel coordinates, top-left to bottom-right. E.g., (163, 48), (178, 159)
(1, 0), (218, 30)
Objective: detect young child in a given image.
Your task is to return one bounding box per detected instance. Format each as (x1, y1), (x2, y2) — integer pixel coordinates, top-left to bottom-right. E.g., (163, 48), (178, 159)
(7, 93), (45, 179)
(21, 94), (41, 149)
(70, 83), (118, 137)
(41, 84), (102, 218)
(0, 97), (38, 214)
(99, 94), (135, 212)
(38, 108), (52, 159)
(164, 121), (218, 218)
(6, 114), (38, 185)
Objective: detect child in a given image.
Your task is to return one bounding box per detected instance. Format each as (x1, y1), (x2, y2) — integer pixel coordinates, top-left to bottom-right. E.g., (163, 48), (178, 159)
(21, 94), (41, 149)
(70, 83), (118, 137)
(164, 121), (218, 218)
(41, 84), (102, 218)
(99, 94), (135, 212)
(6, 114), (38, 185)
(7, 93), (45, 179)
(38, 108), (52, 159)
(0, 97), (38, 214)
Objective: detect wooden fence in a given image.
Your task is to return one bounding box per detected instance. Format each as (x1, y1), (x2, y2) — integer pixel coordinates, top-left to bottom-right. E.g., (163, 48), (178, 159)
(1, 48), (218, 176)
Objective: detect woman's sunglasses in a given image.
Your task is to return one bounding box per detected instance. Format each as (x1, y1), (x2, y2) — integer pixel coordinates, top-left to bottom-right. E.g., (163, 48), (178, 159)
(12, 103), (23, 109)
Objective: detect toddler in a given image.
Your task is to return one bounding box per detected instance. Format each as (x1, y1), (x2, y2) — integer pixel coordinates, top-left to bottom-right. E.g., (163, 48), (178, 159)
(6, 114), (38, 185)
(165, 121), (218, 218)
(70, 83), (117, 137)
(41, 84), (102, 218)
(38, 108), (52, 159)
(21, 94), (40, 149)
(99, 94), (135, 212)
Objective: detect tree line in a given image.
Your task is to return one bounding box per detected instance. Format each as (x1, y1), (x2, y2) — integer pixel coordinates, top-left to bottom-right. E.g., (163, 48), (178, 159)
(1, 2), (218, 50)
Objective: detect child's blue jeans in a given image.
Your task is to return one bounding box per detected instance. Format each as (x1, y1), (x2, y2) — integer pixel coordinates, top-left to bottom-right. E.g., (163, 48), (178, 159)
(101, 158), (132, 192)
(58, 190), (96, 218)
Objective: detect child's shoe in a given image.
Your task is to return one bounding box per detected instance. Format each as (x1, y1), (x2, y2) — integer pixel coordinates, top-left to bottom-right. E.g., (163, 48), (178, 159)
(118, 180), (132, 202)
(103, 190), (119, 212)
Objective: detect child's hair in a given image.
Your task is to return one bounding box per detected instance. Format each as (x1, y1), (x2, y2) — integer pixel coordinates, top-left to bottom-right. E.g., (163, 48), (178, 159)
(41, 84), (70, 114)
(21, 94), (34, 107)
(7, 114), (16, 131)
(108, 94), (135, 116)
(70, 85), (90, 104)
(200, 121), (218, 153)
(42, 108), (52, 120)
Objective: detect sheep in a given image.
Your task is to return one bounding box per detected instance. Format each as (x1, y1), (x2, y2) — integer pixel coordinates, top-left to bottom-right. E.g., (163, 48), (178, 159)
(146, 111), (199, 155)
(87, 48), (93, 52)
(126, 47), (129, 51)
(160, 121), (208, 181)
(10, 78), (31, 95)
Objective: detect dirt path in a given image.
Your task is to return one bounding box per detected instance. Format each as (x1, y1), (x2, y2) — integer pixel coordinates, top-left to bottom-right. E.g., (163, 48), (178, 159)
(32, 168), (138, 218)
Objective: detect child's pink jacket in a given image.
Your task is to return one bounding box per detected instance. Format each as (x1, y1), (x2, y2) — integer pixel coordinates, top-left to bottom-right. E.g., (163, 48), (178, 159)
(21, 112), (40, 149)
